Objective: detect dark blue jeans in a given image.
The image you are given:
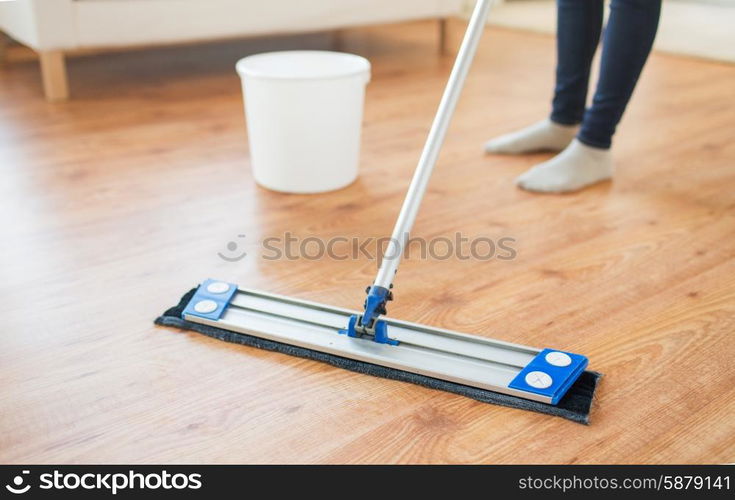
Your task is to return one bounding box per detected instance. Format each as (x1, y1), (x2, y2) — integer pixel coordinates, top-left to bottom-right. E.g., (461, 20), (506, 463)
(551, 0), (662, 149)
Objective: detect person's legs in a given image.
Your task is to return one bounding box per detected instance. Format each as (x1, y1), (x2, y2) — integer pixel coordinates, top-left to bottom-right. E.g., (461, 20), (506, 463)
(518, 0), (662, 193)
(551, 0), (605, 126)
(485, 0), (603, 154)
(578, 0), (662, 149)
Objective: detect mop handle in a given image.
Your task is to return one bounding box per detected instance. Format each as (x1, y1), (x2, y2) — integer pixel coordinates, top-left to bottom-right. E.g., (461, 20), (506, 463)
(373, 0), (493, 290)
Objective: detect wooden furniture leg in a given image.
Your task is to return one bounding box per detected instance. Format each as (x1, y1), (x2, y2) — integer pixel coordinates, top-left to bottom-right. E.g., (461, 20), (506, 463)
(0, 34), (8, 66)
(39, 50), (69, 102)
(332, 29), (345, 51)
(439, 18), (449, 55)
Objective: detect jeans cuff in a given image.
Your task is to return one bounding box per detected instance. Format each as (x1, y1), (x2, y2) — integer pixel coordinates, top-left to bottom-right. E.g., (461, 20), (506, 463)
(577, 133), (611, 150)
(550, 112), (582, 127)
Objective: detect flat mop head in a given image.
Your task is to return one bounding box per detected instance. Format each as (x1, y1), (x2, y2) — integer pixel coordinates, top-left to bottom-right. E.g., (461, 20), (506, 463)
(156, 281), (601, 424)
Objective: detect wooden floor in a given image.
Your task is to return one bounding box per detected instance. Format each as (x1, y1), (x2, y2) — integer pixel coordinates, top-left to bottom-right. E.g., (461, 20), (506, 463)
(1, 20), (734, 464)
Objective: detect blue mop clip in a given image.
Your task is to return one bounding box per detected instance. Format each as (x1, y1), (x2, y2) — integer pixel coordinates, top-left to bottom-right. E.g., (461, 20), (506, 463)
(508, 349), (588, 405)
(182, 279), (238, 321)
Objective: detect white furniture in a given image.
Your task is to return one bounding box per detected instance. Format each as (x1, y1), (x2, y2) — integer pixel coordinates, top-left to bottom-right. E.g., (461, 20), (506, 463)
(0, 0), (465, 101)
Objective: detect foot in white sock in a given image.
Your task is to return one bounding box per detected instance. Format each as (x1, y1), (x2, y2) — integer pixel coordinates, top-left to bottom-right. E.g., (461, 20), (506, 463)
(484, 119), (579, 154)
(516, 139), (613, 194)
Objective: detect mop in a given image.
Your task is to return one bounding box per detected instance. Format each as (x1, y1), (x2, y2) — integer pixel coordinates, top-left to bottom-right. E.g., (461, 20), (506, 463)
(157, 0), (601, 424)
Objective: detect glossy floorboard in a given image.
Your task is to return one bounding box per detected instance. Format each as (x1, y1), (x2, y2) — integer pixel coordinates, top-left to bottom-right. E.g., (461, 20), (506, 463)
(1, 21), (733, 463)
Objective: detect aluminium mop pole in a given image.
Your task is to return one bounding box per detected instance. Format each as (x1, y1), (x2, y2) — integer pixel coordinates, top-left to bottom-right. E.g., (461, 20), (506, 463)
(351, 0), (494, 340)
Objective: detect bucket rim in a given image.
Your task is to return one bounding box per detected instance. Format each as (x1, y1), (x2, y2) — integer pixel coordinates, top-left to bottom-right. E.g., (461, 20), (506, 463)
(236, 50), (371, 82)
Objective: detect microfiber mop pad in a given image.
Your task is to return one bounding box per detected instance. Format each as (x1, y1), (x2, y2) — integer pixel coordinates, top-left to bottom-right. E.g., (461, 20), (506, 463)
(155, 289), (602, 424)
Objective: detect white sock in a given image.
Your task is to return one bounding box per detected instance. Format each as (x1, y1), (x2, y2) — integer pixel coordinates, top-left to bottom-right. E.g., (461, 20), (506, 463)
(516, 139), (613, 194)
(484, 119), (579, 154)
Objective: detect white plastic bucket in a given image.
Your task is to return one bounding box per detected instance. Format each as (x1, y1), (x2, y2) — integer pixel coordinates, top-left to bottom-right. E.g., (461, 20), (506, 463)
(236, 51), (371, 194)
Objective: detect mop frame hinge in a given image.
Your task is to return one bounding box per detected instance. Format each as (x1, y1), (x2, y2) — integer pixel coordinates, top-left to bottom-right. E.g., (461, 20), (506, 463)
(340, 315), (399, 346)
(362, 285), (393, 321)
(341, 285), (399, 345)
